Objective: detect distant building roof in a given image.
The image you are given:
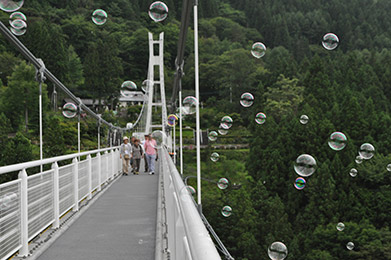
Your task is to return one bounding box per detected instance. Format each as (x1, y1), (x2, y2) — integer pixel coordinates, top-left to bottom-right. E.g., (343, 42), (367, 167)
(119, 91), (145, 102)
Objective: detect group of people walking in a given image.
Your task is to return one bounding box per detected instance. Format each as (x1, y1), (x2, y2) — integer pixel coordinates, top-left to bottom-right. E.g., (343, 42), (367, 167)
(120, 134), (157, 175)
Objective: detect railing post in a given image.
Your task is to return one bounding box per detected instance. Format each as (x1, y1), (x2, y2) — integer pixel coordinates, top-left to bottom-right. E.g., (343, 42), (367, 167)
(111, 149), (114, 179)
(52, 162), (60, 229)
(97, 152), (102, 191)
(87, 155), (92, 200)
(72, 157), (79, 212)
(105, 151), (108, 182)
(18, 169), (28, 257)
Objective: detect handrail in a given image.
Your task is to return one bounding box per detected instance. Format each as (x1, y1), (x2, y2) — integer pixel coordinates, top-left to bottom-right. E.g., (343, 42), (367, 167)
(0, 147), (119, 175)
(160, 148), (221, 260)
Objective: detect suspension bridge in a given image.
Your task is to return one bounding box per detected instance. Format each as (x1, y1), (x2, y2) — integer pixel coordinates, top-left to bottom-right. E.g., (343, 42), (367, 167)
(0, 1), (234, 260)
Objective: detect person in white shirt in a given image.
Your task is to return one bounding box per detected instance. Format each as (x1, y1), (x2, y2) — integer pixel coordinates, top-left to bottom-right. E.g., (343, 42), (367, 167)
(120, 136), (132, 175)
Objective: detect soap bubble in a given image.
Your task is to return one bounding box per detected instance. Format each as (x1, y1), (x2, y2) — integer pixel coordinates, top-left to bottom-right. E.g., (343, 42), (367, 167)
(294, 154), (317, 177)
(121, 80), (137, 91)
(148, 1), (168, 22)
(300, 115), (309, 125)
(218, 125), (228, 135)
(62, 103), (78, 118)
(268, 241), (288, 260)
(220, 116), (233, 130)
(10, 19), (26, 36)
(9, 11), (26, 25)
(186, 185), (196, 195)
(0, 192), (18, 210)
(92, 9), (107, 25)
(0, 0), (24, 12)
(346, 241), (355, 251)
(355, 155), (363, 164)
(210, 152), (220, 162)
(336, 222), (345, 231)
(208, 131), (218, 142)
(387, 164), (391, 172)
(240, 92), (254, 107)
(349, 168), (357, 177)
(322, 33), (339, 50)
(183, 96), (197, 115)
(255, 112), (266, 125)
(328, 132), (347, 151)
(359, 143), (375, 160)
(251, 42), (266, 58)
(217, 178), (229, 190)
(221, 205), (232, 217)
(151, 130), (166, 149)
(167, 114), (178, 127)
(294, 177), (306, 190)
(141, 79), (153, 93)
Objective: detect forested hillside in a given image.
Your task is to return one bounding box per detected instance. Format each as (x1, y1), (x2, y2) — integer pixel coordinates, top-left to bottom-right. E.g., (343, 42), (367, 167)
(1, 0), (391, 259)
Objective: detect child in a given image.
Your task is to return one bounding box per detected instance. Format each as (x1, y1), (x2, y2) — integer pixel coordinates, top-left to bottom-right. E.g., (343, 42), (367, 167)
(132, 139), (144, 175)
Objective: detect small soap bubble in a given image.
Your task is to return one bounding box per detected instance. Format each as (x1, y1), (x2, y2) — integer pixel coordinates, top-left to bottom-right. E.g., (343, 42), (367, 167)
(10, 19), (26, 36)
(92, 9), (107, 25)
(255, 112), (266, 125)
(294, 177), (306, 190)
(167, 114), (178, 127)
(218, 126), (228, 136)
(300, 115), (309, 125)
(349, 168), (357, 177)
(151, 130), (166, 149)
(183, 96), (197, 115)
(294, 154), (317, 177)
(387, 164), (391, 172)
(220, 116), (233, 129)
(148, 1), (168, 22)
(62, 103), (78, 118)
(268, 241), (288, 260)
(221, 205), (232, 217)
(328, 132), (347, 151)
(359, 143), (375, 160)
(240, 92), (254, 107)
(9, 11), (26, 25)
(210, 152), (220, 162)
(251, 42), (266, 58)
(0, 0), (24, 12)
(217, 178), (229, 190)
(142, 79), (153, 93)
(186, 185), (196, 195)
(346, 241), (355, 251)
(336, 222), (345, 231)
(322, 33), (339, 50)
(208, 131), (218, 142)
(355, 155), (363, 164)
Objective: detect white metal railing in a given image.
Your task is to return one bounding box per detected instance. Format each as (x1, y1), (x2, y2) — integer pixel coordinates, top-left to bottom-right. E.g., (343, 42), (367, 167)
(0, 147), (121, 260)
(158, 148), (221, 260)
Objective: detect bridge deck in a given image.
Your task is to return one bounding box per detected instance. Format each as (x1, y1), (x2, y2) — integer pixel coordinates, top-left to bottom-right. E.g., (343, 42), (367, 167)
(37, 161), (158, 260)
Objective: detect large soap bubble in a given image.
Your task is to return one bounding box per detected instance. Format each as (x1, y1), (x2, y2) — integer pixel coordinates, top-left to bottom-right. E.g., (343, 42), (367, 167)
(10, 18), (26, 36)
(151, 130), (166, 148)
(9, 11), (26, 25)
(346, 241), (355, 251)
(300, 115), (309, 125)
(349, 168), (357, 177)
(255, 112), (266, 125)
(167, 114), (178, 127)
(268, 241), (288, 260)
(62, 103), (78, 118)
(294, 154), (317, 177)
(322, 33), (339, 50)
(220, 116), (233, 129)
(92, 9), (107, 25)
(148, 1), (168, 22)
(336, 222), (345, 231)
(328, 132), (347, 151)
(210, 152), (220, 162)
(183, 96), (197, 115)
(217, 177), (229, 189)
(240, 92), (254, 107)
(0, 0), (24, 12)
(208, 131), (218, 142)
(359, 143), (375, 160)
(251, 42), (266, 58)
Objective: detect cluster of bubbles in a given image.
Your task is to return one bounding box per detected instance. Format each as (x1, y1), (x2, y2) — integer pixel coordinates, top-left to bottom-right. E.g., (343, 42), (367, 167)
(167, 114), (178, 127)
(148, 1), (168, 22)
(9, 11), (27, 36)
(336, 219), (355, 251)
(268, 241), (288, 260)
(352, 143), (375, 168)
(62, 103), (78, 118)
(210, 152), (219, 162)
(92, 9), (108, 25)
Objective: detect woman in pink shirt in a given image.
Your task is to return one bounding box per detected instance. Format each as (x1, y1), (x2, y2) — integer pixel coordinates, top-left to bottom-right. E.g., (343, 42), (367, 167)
(144, 134), (157, 174)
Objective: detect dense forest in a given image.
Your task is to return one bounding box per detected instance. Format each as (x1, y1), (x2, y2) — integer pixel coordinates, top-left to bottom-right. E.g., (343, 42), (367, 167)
(1, 0), (391, 259)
